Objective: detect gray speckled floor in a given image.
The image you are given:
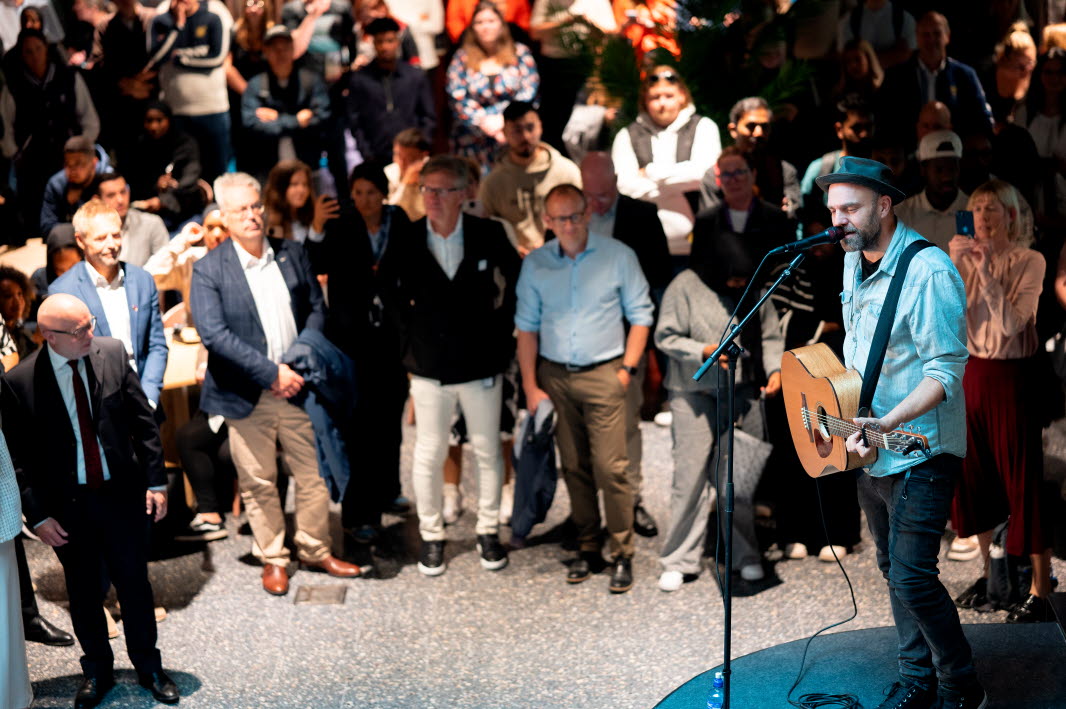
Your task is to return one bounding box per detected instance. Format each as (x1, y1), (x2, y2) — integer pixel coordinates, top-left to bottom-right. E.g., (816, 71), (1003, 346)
(23, 419), (1066, 709)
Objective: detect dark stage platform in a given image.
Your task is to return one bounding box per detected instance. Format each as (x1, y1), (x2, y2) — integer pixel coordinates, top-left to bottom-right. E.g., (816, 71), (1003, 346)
(657, 614), (1066, 708)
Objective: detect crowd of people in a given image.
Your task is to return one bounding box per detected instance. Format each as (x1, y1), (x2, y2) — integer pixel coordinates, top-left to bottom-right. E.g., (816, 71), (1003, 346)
(1, 0), (1066, 707)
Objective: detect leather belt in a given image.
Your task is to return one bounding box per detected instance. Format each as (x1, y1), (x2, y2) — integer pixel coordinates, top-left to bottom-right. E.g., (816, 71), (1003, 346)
(543, 357), (615, 373)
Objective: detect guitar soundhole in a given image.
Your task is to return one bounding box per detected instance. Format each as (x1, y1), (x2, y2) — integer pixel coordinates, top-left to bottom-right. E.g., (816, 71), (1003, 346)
(814, 405), (834, 458)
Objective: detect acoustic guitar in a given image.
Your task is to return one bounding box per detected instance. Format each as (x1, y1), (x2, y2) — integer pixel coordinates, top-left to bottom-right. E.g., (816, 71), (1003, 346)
(780, 343), (930, 478)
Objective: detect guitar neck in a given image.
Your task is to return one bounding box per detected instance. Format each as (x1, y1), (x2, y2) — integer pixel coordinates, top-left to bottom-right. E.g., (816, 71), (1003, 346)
(801, 408), (929, 454)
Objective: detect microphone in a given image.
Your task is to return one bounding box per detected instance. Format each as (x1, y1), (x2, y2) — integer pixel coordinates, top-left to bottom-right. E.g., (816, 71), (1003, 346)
(770, 226), (847, 255)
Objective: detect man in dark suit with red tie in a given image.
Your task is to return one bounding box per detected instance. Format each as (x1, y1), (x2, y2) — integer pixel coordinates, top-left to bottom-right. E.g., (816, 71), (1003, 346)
(0, 293), (179, 708)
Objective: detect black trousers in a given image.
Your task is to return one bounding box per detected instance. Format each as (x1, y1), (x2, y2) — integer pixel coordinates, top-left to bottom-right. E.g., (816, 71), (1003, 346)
(341, 366), (409, 529)
(53, 485), (162, 679)
(176, 411), (234, 516)
(14, 535), (39, 622)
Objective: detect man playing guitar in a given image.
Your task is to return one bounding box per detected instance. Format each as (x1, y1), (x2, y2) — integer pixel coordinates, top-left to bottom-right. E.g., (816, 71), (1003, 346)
(818, 157), (987, 709)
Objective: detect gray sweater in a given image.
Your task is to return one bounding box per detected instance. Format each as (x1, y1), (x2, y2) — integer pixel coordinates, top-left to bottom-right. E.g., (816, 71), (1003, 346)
(654, 269), (783, 393)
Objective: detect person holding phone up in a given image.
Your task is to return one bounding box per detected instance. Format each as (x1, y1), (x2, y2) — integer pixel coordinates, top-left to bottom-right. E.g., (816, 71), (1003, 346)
(948, 179), (1056, 624)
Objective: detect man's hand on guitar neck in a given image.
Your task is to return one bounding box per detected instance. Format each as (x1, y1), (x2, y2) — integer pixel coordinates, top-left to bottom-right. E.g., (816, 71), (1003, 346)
(845, 414), (902, 457)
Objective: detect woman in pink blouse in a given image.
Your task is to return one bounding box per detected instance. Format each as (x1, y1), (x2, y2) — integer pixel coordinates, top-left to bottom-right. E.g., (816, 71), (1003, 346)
(445, 0), (539, 168)
(948, 179), (1054, 623)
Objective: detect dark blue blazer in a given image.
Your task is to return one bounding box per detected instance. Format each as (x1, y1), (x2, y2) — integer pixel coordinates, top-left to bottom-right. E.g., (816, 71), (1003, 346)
(50, 262), (168, 405)
(190, 237), (325, 419)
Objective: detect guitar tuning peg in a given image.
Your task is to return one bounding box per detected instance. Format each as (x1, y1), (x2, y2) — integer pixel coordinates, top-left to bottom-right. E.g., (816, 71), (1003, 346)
(915, 426), (921, 433)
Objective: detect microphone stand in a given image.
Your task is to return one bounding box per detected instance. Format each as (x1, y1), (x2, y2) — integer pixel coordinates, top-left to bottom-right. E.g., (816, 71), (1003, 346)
(692, 251), (807, 709)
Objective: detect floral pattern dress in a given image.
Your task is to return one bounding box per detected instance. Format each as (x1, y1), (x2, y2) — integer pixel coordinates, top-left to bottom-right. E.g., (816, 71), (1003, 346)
(446, 43), (540, 168)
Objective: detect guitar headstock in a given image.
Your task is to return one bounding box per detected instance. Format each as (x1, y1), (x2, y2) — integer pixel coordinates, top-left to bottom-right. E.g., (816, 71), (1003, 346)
(883, 429), (930, 455)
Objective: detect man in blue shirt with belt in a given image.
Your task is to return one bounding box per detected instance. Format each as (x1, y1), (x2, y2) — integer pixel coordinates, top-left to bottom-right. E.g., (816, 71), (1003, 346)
(819, 157), (986, 709)
(516, 183), (654, 594)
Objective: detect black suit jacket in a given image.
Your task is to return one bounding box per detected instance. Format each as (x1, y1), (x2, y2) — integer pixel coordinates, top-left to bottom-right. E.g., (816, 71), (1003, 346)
(1, 337), (166, 528)
(612, 195), (673, 293)
(689, 197), (793, 270)
(386, 213), (521, 384)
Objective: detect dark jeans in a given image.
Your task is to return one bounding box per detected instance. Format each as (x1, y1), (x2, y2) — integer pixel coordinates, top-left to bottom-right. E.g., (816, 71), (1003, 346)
(173, 112), (232, 183)
(857, 455), (977, 694)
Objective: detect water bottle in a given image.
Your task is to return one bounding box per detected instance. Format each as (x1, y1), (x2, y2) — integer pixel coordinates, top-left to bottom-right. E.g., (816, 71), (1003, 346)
(706, 671), (725, 709)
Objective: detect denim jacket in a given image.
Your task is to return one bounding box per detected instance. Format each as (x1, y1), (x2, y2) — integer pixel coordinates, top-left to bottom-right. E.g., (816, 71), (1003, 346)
(842, 218), (968, 477)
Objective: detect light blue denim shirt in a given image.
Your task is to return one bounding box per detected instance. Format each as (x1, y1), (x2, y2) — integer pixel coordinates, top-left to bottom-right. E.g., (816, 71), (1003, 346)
(516, 232), (654, 365)
(842, 218), (968, 477)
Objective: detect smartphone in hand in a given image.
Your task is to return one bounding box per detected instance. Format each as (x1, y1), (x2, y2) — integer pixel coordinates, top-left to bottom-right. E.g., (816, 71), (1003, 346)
(955, 210), (975, 238)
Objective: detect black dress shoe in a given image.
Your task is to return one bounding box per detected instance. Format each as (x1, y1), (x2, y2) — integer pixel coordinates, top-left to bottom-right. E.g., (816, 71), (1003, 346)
(1006, 593), (1052, 623)
(954, 578), (993, 612)
(566, 551), (605, 584)
(633, 504), (659, 538)
(24, 614), (74, 646)
(74, 675), (115, 709)
(138, 669), (180, 704)
(608, 557), (633, 594)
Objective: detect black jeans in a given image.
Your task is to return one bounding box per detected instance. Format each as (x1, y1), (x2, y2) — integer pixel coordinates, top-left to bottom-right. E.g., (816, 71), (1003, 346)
(857, 455), (977, 694)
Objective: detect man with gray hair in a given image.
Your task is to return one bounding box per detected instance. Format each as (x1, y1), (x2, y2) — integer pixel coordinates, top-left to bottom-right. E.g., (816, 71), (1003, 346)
(387, 155), (521, 577)
(190, 172), (360, 596)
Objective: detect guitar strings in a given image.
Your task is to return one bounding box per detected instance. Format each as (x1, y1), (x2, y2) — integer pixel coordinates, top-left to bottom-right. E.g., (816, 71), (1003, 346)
(801, 408), (889, 446)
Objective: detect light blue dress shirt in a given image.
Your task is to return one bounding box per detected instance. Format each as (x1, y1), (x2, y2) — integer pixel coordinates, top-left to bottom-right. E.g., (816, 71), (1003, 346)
(841, 218), (968, 477)
(515, 232), (655, 365)
(47, 345), (112, 486)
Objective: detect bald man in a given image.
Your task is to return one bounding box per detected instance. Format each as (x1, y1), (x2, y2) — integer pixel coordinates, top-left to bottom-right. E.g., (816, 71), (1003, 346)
(1, 294), (179, 707)
(580, 152), (671, 538)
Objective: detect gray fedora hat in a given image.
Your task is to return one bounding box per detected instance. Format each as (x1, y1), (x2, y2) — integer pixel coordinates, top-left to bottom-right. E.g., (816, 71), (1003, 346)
(815, 156), (907, 205)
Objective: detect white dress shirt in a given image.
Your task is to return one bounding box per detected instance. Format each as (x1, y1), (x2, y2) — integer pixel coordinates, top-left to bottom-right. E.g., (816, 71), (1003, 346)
(232, 238), (298, 364)
(427, 218), (464, 280)
(86, 262), (135, 370)
(46, 345), (112, 486)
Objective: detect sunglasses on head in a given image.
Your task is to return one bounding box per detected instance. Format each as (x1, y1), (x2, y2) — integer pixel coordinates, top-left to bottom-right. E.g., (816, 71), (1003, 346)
(645, 71), (680, 85)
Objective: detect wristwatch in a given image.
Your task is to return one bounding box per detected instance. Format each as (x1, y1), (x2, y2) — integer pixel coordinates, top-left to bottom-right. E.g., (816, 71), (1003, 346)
(621, 365), (638, 376)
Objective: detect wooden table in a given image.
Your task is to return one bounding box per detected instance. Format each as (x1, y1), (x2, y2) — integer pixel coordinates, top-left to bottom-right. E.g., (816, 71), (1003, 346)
(160, 335), (203, 508)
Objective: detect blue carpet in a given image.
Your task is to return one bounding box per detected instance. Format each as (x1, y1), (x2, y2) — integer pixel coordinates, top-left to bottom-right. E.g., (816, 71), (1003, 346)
(656, 622), (1066, 709)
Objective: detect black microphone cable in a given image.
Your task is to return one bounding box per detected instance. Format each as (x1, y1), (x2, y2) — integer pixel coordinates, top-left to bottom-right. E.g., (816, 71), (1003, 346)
(784, 475), (861, 709)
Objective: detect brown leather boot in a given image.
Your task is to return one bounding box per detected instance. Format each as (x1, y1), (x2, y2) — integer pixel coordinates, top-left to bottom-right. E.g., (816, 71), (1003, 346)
(300, 555), (361, 578)
(262, 564), (289, 595)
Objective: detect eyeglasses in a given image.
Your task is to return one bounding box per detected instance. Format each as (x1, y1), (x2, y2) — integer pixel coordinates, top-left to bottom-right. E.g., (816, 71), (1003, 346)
(547, 212), (584, 225)
(246, 0), (264, 6)
(227, 202), (264, 217)
(419, 185), (464, 197)
(718, 168), (751, 180)
(645, 70), (680, 84)
(48, 316), (96, 339)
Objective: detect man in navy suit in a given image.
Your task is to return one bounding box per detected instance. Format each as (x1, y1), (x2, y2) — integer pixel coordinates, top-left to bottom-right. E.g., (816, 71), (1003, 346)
(50, 201), (168, 408)
(190, 172), (359, 595)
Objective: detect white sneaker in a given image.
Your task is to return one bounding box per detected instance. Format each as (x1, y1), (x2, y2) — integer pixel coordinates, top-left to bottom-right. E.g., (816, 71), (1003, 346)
(658, 570), (685, 592)
(653, 411), (673, 427)
(818, 545), (847, 562)
(784, 542), (808, 559)
(947, 535), (980, 561)
(740, 564), (765, 581)
(442, 483), (462, 524)
(499, 481), (514, 525)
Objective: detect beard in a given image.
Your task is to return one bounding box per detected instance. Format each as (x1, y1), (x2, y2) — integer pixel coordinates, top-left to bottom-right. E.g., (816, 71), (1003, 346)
(839, 208), (882, 253)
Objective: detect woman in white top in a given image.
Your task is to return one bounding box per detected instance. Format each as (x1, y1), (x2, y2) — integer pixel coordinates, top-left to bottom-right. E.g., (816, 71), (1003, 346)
(611, 66), (721, 262)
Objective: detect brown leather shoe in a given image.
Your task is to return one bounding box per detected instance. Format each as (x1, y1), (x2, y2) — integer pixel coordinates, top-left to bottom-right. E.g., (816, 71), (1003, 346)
(300, 555), (361, 578)
(262, 564), (289, 595)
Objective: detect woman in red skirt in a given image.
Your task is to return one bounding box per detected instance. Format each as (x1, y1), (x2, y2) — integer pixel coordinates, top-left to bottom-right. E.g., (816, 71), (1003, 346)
(948, 179), (1054, 623)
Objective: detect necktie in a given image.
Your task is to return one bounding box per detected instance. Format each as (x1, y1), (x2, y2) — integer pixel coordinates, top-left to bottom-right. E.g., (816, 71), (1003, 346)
(67, 360), (104, 488)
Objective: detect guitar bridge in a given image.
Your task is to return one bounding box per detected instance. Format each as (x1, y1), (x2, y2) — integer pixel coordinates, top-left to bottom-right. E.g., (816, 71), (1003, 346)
(800, 392), (814, 443)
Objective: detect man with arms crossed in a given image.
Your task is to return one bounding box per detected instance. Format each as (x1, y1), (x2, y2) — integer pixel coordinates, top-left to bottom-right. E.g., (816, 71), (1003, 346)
(818, 157), (985, 709)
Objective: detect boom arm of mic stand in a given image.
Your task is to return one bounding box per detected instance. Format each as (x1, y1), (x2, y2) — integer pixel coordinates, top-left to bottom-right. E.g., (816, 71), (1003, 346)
(692, 251), (807, 382)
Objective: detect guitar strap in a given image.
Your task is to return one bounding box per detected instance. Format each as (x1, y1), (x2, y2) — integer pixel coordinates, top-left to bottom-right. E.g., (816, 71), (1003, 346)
(857, 240), (935, 418)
